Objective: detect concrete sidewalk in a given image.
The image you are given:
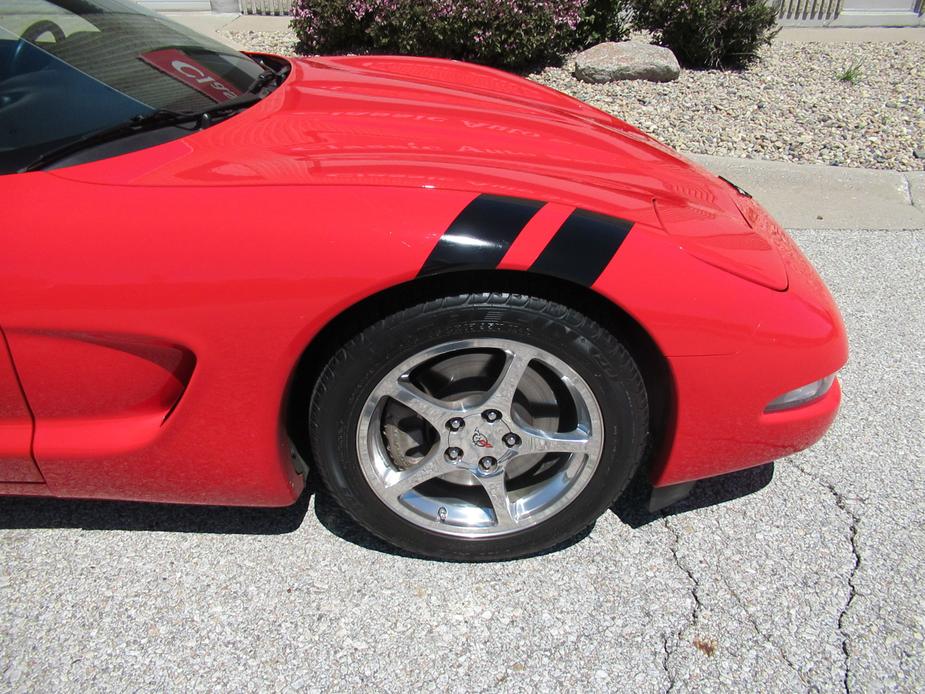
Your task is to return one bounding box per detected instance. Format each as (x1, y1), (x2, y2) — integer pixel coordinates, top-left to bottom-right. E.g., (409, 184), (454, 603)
(164, 11), (289, 49)
(777, 26), (925, 42)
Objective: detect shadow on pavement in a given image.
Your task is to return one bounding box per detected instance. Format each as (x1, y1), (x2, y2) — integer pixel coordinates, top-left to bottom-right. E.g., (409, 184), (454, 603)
(0, 463), (774, 546)
(612, 463), (776, 529)
(0, 482), (314, 535)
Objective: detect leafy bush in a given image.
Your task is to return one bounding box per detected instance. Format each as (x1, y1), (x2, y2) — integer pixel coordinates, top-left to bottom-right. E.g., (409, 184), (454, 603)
(631, 0), (779, 70)
(291, 0), (630, 71)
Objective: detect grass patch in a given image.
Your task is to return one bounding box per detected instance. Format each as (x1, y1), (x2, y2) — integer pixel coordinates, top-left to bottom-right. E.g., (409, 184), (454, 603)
(837, 61), (864, 84)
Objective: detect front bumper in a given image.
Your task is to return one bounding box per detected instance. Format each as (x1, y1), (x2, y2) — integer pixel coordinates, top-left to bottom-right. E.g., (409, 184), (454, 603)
(651, 365), (842, 488)
(649, 209), (848, 489)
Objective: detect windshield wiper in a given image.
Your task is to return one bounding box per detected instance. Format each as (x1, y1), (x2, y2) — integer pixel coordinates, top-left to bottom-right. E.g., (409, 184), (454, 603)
(249, 59), (291, 92)
(20, 60), (291, 173)
(20, 91), (263, 173)
(246, 69), (280, 96)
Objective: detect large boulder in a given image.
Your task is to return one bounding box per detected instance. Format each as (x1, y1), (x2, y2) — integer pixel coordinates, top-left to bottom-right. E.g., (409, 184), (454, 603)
(574, 41), (681, 83)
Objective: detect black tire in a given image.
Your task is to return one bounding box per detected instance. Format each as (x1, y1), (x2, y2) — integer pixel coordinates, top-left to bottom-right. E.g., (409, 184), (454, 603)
(309, 291), (649, 561)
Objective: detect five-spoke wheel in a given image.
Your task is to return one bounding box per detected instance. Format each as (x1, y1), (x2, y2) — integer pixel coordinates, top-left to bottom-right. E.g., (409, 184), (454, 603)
(309, 292), (648, 560)
(357, 338), (604, 537)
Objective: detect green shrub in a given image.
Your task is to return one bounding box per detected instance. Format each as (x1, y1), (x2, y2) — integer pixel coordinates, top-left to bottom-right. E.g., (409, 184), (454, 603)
(291, 0), (631, 72)
(577, 0), (633, 46)
(631, 0), (780, 70)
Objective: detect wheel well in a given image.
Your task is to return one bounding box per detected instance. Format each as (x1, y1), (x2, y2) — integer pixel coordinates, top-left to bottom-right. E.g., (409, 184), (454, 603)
(285, 271), (674, 479)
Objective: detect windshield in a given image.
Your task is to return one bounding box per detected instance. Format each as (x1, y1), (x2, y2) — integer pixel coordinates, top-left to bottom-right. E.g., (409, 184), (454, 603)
(0, 0), (269, 174)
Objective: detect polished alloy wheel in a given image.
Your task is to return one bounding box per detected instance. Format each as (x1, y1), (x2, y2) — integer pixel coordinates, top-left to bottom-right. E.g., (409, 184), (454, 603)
(355, 338), (605, 538)
(310, 292), (649, 560)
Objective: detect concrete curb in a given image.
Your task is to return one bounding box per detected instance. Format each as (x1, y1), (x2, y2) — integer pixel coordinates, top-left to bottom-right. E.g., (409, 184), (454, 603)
(687, 154), (925, 230)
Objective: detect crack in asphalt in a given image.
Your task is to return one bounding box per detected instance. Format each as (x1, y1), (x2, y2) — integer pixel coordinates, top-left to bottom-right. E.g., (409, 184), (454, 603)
(660, 511), (824, 692)
(720, 575), (815, 690)
(791, 463), (863, 694)
(657, 467), (866, 692)
(660, 634), (673, 694)
(662, 515), (703, 693)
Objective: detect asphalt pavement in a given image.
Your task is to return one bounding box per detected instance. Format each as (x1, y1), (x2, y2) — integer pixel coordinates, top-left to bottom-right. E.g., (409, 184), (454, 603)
(0, 226), (922, 692)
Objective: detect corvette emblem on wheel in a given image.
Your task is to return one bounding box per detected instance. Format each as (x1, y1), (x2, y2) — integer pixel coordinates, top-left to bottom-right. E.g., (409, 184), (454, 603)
(471, 429), (493, 448)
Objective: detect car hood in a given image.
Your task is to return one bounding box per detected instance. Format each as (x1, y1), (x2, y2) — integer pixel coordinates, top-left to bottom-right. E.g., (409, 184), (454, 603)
(54, 54), (746, 228)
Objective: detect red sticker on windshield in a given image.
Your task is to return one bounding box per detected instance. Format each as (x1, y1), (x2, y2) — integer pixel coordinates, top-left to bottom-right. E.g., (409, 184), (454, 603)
(139, 49), (241, 103)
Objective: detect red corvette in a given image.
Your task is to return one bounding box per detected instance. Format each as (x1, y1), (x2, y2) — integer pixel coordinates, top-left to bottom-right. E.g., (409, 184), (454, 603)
(0, 0), (846, 560)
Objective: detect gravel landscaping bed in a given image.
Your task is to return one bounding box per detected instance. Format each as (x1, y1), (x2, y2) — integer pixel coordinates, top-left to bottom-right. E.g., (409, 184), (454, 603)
(534, 41), (925, 172)
(227, 30), (925, 171)
(227, 30), (298, 62)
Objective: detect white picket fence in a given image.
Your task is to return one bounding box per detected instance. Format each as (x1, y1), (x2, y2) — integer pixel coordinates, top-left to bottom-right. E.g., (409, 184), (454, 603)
(776, 0), (842, 22)
(238, 0), (291, 15)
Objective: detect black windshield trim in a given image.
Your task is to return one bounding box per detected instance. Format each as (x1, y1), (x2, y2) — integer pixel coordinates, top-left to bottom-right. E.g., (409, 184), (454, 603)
(16, 53), (291, 173)
(19, 94), (263, 173)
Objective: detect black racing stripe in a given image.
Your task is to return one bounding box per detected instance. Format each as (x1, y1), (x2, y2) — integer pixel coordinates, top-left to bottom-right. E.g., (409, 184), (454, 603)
(419, 194), (545, 276)
(528, 208), (633, 286)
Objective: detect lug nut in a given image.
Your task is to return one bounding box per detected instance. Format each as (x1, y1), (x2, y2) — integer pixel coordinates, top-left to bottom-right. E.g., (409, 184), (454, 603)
(445, 447), (463, 462)
(478, 456), (498, 472)
(482, 409), (501, 422)
(446, 417), (465, 431)
(502, 433), (521, 447)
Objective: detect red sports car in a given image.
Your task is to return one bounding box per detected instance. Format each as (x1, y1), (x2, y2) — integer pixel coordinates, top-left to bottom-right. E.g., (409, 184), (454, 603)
(0, 0), (846, 560)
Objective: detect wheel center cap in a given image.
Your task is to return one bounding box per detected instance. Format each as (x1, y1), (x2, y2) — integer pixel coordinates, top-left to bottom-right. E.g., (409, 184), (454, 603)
(446, 412), (514, 466)
(471, 427), (494, 450)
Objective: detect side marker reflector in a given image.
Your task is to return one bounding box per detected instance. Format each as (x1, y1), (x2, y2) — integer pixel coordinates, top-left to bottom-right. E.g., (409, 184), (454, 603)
(765, 374), (836, 413)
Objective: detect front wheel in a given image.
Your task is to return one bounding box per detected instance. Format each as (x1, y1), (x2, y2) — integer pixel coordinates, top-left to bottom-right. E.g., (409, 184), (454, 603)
(309, 292), (649, 561)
